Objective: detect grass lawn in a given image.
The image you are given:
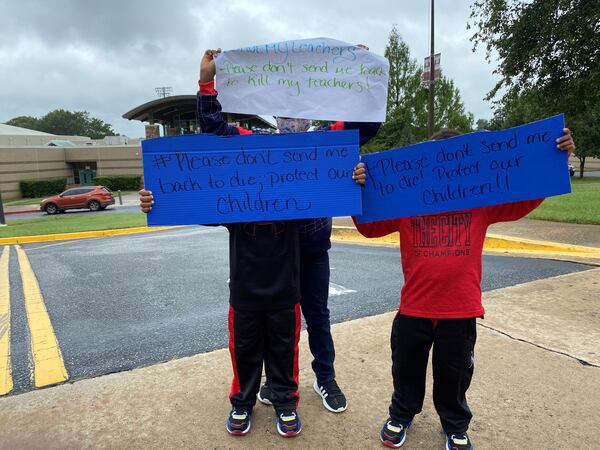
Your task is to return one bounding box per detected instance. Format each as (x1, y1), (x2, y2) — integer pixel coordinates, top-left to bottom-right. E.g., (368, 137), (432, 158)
(528, 177), (600, 224)
(0, 214), (147, 238)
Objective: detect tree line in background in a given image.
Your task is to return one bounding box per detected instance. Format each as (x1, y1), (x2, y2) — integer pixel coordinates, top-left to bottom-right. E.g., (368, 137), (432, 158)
(469, 0), (600, 177)
(5, 110), (116, 140)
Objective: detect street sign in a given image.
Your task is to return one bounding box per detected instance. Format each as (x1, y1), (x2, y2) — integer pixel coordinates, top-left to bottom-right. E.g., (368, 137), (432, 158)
(422, 53), (441, 87)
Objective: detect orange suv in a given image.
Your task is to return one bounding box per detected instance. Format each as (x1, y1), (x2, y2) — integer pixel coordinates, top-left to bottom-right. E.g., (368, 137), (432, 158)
(40, 186), (115, 214)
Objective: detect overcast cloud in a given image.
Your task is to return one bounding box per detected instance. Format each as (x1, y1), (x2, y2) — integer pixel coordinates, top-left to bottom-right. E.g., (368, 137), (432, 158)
(0, 0), (500, 137)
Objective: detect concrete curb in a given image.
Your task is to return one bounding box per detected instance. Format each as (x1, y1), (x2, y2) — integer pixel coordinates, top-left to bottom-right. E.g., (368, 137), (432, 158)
(331, 226), (600, 260)
(0, 226), (174, 245)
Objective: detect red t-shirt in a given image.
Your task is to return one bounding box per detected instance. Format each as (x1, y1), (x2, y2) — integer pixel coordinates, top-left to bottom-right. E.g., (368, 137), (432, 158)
(353, 199), (543, 319)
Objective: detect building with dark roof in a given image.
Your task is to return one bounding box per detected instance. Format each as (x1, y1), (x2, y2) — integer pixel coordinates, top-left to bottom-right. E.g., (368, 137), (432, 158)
(122, 95), (275, 137)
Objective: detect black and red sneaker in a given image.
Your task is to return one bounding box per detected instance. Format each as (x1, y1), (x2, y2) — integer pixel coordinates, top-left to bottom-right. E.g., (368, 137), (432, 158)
(226, 409), (251, 436)
(380, 419), (410, 448)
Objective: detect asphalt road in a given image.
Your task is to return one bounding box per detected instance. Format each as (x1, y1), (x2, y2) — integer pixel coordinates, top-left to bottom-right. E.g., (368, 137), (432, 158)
(1, 227), (593, 395)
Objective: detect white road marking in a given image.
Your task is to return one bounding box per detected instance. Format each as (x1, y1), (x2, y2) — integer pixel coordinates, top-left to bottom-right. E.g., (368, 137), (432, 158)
(26, 238), (103, 251)
(328, 283), (357, 297)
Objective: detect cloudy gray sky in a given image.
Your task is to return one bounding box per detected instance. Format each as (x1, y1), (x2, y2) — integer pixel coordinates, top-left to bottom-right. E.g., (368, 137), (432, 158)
(0, 0), (499, 138)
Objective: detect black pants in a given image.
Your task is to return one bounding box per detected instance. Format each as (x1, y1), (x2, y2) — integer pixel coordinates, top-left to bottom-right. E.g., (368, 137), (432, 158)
(228, 304), (300, 411)
(389, 314), (477, 434)
(300, 250), (336, 384)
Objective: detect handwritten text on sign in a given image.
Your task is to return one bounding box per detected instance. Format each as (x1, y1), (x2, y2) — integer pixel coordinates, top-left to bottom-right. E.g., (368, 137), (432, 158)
(357, 115), (571, 223)
(142, 131), (362, 226)
(215, 37), (389, 122)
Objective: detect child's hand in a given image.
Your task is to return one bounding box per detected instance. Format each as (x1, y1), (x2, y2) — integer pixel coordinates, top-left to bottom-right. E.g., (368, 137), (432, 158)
(139, 189), (154, 213)
(200, 48), (222, 83)
(557, 128), (575, 157)
(352, 162), (366, 185)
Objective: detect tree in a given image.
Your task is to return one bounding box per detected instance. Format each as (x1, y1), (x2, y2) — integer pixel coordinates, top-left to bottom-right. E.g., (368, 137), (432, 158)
(5, 109), (116, 139)
(476, 118), (491, 130)
(385, 26), (420, 117)
(4, 115), (42, 131)
(413, 75), (474, 134)
(570, 105), (600, 178)
(469, 0), (600, 175)
(469, 0), (599, 106)
(362, 27), (474, 153)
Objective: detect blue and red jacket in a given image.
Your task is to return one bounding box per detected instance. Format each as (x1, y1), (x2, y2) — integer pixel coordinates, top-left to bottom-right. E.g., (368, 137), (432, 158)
(197, 80), (381, 254)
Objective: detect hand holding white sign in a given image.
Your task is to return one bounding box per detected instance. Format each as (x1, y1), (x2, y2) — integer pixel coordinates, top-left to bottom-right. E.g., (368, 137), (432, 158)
(215, 37), (389, 122)
(200, 48), (221, 83)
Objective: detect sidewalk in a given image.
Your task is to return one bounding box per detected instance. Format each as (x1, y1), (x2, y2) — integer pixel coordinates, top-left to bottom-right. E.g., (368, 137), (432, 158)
(0, 268), (598, 449)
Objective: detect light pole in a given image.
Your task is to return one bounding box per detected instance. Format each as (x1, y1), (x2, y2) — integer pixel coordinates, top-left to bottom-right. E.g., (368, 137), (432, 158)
(0, 191), (6, 227)
(427, 0), (435, 138)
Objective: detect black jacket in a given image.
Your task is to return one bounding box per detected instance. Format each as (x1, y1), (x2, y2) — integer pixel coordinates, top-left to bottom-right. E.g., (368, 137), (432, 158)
(226, 221), (300, 311)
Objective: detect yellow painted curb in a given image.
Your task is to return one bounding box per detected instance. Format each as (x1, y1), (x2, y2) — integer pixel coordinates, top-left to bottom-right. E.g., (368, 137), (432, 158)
(0, 226), (174, 245)
(331, 226), (600, 259)
(0, 247), (12, 395)
(16, 245), (69, 388)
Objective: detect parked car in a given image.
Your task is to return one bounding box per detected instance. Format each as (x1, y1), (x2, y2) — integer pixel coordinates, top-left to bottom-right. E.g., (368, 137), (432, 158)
(568, 163), (576, 177)
(40, 186), (115, 215)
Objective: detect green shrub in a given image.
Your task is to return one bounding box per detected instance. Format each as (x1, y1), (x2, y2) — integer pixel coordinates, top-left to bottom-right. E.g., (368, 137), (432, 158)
(93, 175), (141, 191)
(20, 178), (67, 198)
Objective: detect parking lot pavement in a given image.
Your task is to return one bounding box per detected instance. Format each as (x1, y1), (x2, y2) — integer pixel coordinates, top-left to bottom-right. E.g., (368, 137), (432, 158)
(0, 268), (598, 449)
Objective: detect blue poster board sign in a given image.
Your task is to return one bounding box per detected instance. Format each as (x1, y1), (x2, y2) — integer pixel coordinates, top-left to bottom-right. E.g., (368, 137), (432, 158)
(142, 130), (361, 226)
(357, 114), (571, 223)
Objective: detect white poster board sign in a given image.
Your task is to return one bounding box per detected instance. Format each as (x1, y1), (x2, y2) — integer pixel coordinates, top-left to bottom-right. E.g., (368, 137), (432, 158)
(215, 37), (389, 122)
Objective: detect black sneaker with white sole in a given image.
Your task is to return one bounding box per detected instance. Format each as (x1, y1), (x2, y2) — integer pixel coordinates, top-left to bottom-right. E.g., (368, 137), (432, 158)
(313, 379), (347, 413)
(257, 383), (272, 405)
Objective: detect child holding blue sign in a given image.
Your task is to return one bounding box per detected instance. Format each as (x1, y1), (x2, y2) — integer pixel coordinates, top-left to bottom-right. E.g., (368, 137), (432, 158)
(351, 128), (575, 449)
(193, 47), (380, 417)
